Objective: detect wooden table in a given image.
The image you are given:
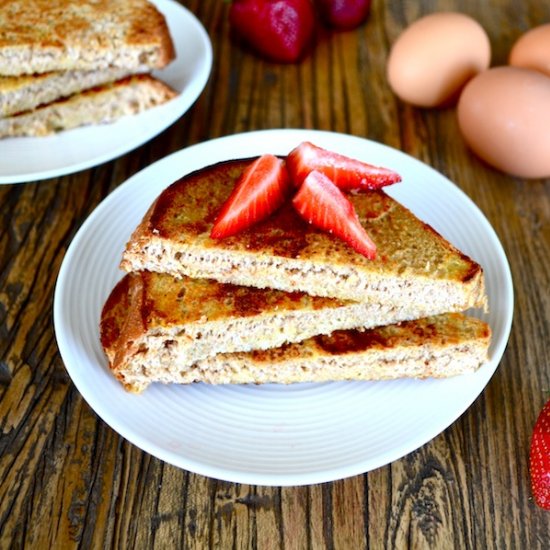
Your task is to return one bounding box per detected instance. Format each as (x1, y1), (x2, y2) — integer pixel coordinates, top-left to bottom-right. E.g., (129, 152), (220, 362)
(1, 1), (549, 547)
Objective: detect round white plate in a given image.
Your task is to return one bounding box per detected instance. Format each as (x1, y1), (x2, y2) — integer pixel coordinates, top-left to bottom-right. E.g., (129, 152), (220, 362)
(54, 129), (514, 486)
(0, 0), (212, 185)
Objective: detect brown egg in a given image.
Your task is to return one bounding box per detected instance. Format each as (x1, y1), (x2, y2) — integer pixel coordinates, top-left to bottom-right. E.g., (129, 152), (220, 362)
(457, 66), (550, 178)
(387, 12), (491, 108)
(509, 24), (550, 77)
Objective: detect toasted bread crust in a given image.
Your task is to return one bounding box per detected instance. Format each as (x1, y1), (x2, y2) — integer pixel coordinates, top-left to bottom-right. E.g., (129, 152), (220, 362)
(100, 274), (131, 363)
(100, 274), (491, 392)
(121, 159), (487, 308)
(101, 270), (458, 390)
(0, 0), (175, 75)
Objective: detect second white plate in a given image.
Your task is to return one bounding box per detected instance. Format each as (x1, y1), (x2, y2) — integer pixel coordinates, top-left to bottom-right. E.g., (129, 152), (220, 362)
(54, 129), (514, 486)
(0, 0), (212, 184)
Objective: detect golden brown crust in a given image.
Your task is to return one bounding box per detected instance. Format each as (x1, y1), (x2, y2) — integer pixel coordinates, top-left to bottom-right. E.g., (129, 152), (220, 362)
(0, 0), (175, 74)
(255, 312), (491, 362)
(133, 159), (453, 269)
(99, 273), (491, 391)
(103, 267), (491, 389)
(121, 159), (486, 306)
(137, 270), (345, 327)
(108, 157), (491, 392)
(99, 275), (130, 362)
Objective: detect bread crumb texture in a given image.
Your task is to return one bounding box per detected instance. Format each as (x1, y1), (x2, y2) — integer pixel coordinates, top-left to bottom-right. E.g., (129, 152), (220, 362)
(0, 0), (175, 75)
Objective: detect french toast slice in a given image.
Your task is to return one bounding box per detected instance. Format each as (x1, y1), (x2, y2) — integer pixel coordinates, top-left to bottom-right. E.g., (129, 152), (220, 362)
(0, 67), (145, 118)
(0, 0), (175, 76)
(121, 158), (487, 311)
(100, 275), (491, 392)
(0, 75), (177, 138)
(101, 270), (451, 388)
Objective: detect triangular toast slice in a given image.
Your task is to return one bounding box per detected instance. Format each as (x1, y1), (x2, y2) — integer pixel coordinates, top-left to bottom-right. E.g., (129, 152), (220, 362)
(0, 0), (175, 76)
(0, 75), (177, 138)
(101, 270), (456, 386)
(121, 159), (487, 313)
(0, 67), (145, 118)
(100, 273), (491, 392)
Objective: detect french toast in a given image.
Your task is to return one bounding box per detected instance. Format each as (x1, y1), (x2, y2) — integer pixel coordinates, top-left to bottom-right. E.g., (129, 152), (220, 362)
(0, 67), (144, 118)
(100, 275), (491, 392)
(121, 159), (487, 312)
(101, 270), (472, 386)
(0, 75), (176, 138)
(0, 0), (175, 76)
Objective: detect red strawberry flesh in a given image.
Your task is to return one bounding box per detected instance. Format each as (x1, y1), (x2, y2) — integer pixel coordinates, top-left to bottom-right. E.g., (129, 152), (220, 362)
(211, 154), (291, 238)
(287, 141), (401, 191)
(292, 170), (377, 259)
(530, 397), (550, 510)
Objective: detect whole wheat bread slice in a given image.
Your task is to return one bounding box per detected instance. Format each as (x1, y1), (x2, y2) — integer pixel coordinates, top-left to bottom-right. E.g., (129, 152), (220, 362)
(100, 276), (490, 393)
(0, 74), (177, 138)
(0, 67), (146, 118)
(101, 270), (473, 388)
(121, 159), (487, 311)
(0, 0), (175, 76)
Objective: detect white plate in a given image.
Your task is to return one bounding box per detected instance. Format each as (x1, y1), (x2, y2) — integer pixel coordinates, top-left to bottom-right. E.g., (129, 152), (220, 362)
(0, 0), (212, 185)
(54, 129), (514, 486)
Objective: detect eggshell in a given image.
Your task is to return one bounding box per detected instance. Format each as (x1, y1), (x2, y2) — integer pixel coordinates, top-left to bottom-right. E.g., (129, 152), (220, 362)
(509, 24), (550, 77)
(457, 66), (550, 179)
(387, 12), (491, 108)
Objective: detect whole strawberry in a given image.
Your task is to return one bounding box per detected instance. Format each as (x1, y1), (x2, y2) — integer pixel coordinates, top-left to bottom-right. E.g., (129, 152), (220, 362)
(315, 0), (371, 30)
(229, 0), (315, 63)
(530, 397), (550, 510)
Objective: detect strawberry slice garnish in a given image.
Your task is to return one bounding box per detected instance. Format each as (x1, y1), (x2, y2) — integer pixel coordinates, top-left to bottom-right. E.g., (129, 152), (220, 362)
(287, 141), (401, 191)
(530, 397), (550, 510)
(211, 154), (291, 239)
(292, 170), (377, 259)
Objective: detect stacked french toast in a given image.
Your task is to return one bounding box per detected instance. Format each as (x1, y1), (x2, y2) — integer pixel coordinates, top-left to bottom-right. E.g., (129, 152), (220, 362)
(0, 0), (177, 137)
(101, 142), (490, 392)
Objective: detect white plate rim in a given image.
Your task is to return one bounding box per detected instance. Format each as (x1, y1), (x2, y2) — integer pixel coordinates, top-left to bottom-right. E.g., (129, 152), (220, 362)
(0, 0), (212, 185)
(54, 128), (514, 486)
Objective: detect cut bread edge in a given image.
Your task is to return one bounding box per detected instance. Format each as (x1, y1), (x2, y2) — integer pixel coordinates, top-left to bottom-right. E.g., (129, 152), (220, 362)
(0, 67), (149, 118)
(0, 74), (177, 138)
(100, 273), (491, 393)
(119, 159), (488, 309)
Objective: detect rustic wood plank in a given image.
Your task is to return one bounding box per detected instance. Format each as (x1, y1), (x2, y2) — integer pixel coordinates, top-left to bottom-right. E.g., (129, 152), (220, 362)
(211, 482), (254, 549)
(280, 486), (309, 550)
(331, 476), (368, 549)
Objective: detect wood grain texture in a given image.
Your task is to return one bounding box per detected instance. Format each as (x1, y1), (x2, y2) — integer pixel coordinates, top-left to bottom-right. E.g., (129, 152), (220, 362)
(1, 1), (549, 548)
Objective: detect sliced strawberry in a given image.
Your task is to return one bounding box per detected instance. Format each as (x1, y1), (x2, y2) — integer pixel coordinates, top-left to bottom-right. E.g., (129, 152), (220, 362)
(530, 397), (550, 510)
(292, 170), (377, 259)
(287, 141), (401, 190)
(211, 154), (291, 239)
